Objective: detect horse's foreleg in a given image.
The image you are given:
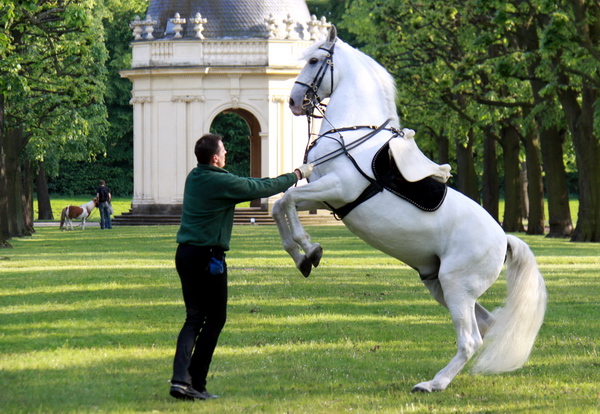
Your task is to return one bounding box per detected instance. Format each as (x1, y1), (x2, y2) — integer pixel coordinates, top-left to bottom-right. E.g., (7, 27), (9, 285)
(284, 198), (323, 267)
(272, 198), (325, 277)
(272, 200), (310, 277)
(272, 175), (346, 276)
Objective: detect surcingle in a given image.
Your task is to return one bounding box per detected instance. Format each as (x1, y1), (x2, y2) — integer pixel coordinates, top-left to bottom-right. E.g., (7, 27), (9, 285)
(388, 129), (452, 183)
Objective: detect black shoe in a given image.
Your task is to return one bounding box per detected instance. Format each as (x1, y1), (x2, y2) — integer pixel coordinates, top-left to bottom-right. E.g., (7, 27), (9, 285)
(197, 390), (219, 399)
(170, 383), (210, 401)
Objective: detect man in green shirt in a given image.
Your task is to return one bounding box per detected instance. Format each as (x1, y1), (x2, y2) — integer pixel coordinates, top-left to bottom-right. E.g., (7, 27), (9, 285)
(170, 133), (313, 401)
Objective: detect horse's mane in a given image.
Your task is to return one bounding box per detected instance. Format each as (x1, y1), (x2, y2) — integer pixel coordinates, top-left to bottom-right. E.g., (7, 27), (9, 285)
(303, 37), (400, 125)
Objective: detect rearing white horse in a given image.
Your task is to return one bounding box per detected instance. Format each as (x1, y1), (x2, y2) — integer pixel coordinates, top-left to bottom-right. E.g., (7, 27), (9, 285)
(272, 26), (547, 392)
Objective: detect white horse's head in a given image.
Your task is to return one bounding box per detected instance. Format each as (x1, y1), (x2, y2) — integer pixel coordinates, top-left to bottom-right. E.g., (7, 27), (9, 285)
(289, 26), (399, 126)
(289, 26), (338, 116)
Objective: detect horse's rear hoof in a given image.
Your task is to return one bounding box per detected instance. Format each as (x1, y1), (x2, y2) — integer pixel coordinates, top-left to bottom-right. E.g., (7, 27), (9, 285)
(411, 386), (431, 393)
(411, 380), (440, 393)
(307, 244), (323, 268)
(298, 256), (312, 278)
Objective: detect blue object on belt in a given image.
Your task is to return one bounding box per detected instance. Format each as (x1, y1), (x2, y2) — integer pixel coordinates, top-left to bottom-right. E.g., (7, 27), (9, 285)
(209, 257), (225, 275)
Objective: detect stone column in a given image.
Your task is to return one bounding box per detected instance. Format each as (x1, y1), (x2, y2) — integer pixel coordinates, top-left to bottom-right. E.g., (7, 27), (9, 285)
(144, 96), (154, 204)
(130, 96), (152, 205)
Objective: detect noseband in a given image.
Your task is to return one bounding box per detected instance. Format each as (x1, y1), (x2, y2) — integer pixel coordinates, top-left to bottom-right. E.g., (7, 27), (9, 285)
(294, 42), (336, 114)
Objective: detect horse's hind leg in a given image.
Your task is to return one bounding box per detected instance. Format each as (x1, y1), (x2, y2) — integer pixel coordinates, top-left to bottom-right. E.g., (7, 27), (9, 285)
(423, 278), (495, 337)
(473, 302), (494, 338)
(412, 283), (482, 393)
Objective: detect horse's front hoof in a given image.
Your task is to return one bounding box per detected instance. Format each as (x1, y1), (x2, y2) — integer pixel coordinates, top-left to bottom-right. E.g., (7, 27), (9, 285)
(307, 244), (323, 268)
(298, 256), (312, 278)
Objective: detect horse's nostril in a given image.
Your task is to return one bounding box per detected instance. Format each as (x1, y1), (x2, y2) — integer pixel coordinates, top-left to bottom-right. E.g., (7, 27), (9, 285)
(289, 97), (295, 107)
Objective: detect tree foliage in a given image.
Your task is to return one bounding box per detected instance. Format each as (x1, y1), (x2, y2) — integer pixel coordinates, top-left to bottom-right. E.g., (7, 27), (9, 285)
(0, 0), (111, 245)
(210, 113), (251, 177)
(46, 0), (146, 199)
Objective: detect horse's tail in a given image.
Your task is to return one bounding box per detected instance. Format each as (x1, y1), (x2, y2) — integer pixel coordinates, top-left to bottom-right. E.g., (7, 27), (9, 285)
(472, 234), (547, 374)
(60, 208), (67, 229)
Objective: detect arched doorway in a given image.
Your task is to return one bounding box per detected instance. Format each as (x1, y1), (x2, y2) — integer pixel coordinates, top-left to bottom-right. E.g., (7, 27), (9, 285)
(210, 109), (262, 207)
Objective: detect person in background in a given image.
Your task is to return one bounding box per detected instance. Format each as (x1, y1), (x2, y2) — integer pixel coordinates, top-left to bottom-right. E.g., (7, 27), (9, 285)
(96, 180), (112, 229)
(169, 133), (313, 401)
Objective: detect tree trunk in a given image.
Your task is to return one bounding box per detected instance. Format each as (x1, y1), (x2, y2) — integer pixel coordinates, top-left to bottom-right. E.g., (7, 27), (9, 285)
(558, 82), (600, 242)
(520, 161), (529, 220)
(0, 95), (12, 248)
(524, 130), (545, 235)
(540, 126), (574, 238)
(4, 127), (29, 238)
(5, 128), (23, 237)
(501, 126), (524, 232)
(22, 159), (34, 235)
(519, 7), (573, 238)
(556, 80), (600, 241)
(455, 129), (480, 203)
(35, 162), (54, 220)
(482, 131), (499, 222)
(437, 131), (450, 165)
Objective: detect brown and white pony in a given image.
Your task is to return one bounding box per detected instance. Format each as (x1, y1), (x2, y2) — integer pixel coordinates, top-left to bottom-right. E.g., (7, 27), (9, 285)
(59, 198), (99, 230)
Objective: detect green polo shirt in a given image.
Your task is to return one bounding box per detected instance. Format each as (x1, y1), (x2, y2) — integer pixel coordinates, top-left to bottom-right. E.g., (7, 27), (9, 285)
(176, 164), (298, 250)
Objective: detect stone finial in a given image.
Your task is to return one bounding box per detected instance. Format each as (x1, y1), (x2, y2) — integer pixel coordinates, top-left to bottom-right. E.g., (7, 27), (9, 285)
(142, 14), (158, 40)
(265, 13), (278, 38)
(190, 13), (208, 39)
(170, 13), (186, 38)
(319, 16), (331, 36)
(283, 13), (297, 40)
(307, 15), (321, 40)
(129, 15), (144, 40)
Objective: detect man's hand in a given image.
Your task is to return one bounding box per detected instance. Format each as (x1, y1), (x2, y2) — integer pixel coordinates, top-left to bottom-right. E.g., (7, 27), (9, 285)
(294, 163), (314, 180)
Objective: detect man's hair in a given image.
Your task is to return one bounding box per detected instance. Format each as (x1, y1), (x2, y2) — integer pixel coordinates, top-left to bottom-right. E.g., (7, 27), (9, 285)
(195, 133), (222, 164)
(99, 180), (106, 186)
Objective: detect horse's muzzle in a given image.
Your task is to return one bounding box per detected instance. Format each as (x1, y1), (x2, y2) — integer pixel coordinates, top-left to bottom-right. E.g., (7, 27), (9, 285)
(289, 98), (309, 116)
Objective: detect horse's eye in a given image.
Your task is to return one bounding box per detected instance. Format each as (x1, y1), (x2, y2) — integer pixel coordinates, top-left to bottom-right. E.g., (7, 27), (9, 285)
(309, 57), (318, 64)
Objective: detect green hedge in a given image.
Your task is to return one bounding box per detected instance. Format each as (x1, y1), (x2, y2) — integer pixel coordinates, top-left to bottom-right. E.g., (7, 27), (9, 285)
(47, 139), (133, 197)
(47, 160), (132, 197)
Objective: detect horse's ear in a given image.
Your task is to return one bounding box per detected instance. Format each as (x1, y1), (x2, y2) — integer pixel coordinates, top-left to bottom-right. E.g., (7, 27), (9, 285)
(326, 25), (337, 46)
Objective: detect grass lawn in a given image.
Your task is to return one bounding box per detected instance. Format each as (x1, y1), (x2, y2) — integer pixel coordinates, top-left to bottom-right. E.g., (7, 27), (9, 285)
(1, 225), (598, 413)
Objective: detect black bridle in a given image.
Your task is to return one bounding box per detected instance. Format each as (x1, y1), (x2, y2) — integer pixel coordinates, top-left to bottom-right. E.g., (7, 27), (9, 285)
(294, 43), (336, 117)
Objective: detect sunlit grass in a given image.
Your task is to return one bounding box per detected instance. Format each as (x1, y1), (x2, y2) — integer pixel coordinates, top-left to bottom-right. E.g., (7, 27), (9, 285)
(0, 226), (599, 413)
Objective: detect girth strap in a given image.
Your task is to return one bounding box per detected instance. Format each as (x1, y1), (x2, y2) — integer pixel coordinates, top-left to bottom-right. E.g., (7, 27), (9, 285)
(324, 181), (383, 220)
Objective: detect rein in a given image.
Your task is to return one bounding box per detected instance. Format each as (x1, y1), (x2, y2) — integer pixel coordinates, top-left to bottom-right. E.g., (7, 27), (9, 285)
(305, 120), (398, 167)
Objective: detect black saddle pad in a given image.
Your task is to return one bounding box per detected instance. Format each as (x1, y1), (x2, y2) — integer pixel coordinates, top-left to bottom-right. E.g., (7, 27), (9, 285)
(373, 142), (447, 211)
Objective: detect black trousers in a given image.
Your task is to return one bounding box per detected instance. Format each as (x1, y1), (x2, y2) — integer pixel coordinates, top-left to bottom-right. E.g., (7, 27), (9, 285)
(171, 243), (227, 391)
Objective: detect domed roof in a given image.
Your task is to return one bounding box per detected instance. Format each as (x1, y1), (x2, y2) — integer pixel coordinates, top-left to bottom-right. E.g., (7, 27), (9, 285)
(145, 0), (312, 39)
